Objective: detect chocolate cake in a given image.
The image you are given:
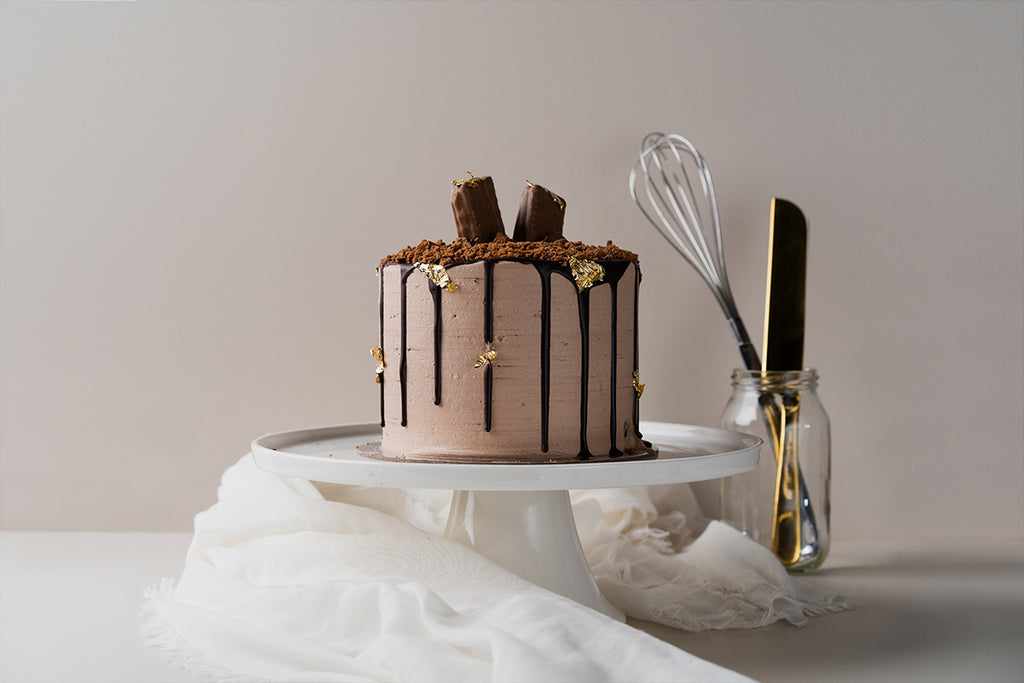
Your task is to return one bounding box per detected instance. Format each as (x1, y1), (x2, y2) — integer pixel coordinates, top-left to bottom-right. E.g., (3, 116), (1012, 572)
(373, 176), (654, 463)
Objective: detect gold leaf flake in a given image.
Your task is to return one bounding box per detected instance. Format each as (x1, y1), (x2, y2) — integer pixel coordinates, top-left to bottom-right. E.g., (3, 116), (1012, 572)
(568, 256), (605, 292)
(452, 171), (482, 187)
(371, 346), (385, 383)
(475, 349), (498, 368)
(632, 370), (645, 398)
(415, 262), (458, 291)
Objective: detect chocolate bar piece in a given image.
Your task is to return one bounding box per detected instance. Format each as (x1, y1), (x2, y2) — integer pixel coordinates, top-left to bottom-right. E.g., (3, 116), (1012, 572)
(451, 175), (505, 243)
(513, 181), (565, 241)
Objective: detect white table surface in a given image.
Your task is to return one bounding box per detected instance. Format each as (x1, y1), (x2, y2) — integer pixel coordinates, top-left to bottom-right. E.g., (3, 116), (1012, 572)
(1, 531), (1021, 683)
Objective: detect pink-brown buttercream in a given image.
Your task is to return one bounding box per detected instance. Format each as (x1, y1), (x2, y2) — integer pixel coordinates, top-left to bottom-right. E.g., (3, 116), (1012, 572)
(377, 258), (649, 462)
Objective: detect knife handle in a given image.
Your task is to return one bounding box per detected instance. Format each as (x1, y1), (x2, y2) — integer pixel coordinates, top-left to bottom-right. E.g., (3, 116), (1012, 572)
(726, 312), (821, 567)
(772, 394), (804, 565)
(755, 375), (821, 567)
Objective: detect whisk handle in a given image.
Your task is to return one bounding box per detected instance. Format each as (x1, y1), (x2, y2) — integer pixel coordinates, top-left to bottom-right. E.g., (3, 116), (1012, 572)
(727, 317), (761, 371)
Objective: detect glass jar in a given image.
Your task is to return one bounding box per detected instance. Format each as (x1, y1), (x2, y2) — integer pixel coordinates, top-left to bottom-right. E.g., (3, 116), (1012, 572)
(720, 369), (830, 572)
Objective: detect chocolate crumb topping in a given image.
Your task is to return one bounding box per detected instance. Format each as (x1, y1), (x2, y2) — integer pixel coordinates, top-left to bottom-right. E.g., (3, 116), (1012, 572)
(381, 236), (639, 267)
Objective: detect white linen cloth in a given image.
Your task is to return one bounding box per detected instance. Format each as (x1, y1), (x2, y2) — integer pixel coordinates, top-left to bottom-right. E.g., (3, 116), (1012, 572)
(142, 454), (851, 682)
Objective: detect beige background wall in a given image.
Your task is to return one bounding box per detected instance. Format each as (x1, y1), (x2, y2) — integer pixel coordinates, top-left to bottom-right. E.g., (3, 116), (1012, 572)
(2, 1), (1021, 541)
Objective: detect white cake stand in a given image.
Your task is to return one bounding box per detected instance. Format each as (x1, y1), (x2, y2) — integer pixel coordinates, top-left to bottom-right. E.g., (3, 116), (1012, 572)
(251, 421), (760, 619)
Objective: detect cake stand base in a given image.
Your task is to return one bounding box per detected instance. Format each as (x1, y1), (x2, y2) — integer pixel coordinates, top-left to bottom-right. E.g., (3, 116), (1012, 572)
(445, 489), (619, 617)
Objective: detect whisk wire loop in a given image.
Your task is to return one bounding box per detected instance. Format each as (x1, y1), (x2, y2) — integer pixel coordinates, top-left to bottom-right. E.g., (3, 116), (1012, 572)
(663, 134), (734, 303)
(661, 151), (723, 290)
(638, 156), (719, 293)
(630, 133), (740, 318)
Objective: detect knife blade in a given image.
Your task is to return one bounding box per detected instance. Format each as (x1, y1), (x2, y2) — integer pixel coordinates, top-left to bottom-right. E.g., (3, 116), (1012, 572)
(761, 197), (817, 567)
(762, 198), (807, 372)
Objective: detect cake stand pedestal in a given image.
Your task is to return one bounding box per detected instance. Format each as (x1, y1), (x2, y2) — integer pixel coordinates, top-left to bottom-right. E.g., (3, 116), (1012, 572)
(251, 421), (760, 619)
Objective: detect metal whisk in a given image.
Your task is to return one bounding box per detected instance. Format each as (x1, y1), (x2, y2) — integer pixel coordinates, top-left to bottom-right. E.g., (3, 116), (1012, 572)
(628, 133), (760, 369)
(628, 132), (820, 562)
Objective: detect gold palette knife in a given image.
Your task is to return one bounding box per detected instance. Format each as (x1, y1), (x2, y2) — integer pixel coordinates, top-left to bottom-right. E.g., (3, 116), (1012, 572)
(763, 198), (818, 566)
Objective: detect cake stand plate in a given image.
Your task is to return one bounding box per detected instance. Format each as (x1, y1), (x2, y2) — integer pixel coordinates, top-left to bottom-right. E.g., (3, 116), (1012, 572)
(251, 421), (761, 618)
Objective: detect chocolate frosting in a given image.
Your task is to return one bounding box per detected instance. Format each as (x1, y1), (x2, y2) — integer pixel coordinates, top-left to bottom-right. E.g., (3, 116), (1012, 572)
(378, 259), (650, 462)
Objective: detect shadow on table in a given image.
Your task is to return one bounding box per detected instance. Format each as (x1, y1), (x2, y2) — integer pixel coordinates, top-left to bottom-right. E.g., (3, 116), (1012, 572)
(636, 598), (1023, 681)
(820, 552), (1023, 580)
(632, 553), (1024, 682)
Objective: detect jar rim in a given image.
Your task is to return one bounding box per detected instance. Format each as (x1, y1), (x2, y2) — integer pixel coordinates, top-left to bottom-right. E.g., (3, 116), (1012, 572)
(731, 368), (819, 378)
(730, 368), (820, 386)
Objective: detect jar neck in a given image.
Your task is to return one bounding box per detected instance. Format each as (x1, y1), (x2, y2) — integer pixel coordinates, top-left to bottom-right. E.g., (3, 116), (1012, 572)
(731, 368), (819, 391)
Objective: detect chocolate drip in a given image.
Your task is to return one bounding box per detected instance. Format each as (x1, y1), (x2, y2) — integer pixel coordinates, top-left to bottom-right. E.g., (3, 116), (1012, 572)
(608, 283), (620, 457)
(483, 365), (493, 432)
(483, 261), (495, 431)
(536, 265), (552, 452)
(379, 268), (385, 428)
(576, 287), (592, 460)
(483, 261), (495, 342)
(528, 261), (577, 453)
(398, 264), (416, 427)
(429, 282), (443, 406)
(602, 261), (631, 458)
(632, 265), (642, 439)
(528, 260), (610, 459)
